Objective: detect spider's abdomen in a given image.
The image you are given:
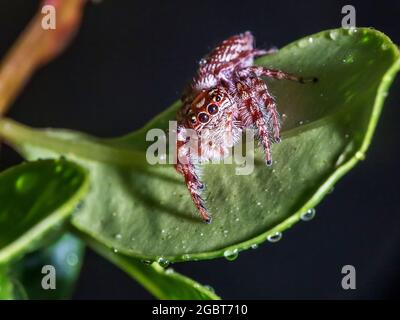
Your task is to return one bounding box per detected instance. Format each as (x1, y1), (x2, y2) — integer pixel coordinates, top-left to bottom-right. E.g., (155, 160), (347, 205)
(191, 31), (262, 92)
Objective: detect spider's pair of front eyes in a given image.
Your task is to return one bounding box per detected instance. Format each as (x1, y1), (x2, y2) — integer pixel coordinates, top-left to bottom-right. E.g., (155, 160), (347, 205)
(191, 104), (219, 124)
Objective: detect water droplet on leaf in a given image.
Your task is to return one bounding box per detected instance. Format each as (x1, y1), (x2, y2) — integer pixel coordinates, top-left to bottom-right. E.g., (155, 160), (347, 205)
(342, 54), (354, 64)
(165, 268), (174, 275)
(267, 232), (282, 243)
(329, 30), (339, 41)
(223, 248), (239, 261)
(381, 43), (389, 50)
(204, 285), (215, 293)
(300, 208), (316, 221)
(298, 39), (308, 48)
(157, 257), (170, 268)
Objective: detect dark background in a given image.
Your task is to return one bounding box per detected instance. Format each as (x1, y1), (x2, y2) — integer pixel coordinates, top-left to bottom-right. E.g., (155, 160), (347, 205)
(0, 0), (399, 299)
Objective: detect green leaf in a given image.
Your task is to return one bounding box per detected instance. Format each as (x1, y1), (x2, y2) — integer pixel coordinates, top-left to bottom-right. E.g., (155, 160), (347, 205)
(15, 233), (84, 299)
(0, 159), (89, 264)
(0, 266), (14, 299)
(0, 28), (399, 263)
(77, 230), (220, 300)
(0, 266), (27, 299)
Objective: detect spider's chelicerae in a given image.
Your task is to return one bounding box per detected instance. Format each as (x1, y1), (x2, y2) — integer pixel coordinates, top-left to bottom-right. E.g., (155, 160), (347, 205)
(176, 31), (317, 223)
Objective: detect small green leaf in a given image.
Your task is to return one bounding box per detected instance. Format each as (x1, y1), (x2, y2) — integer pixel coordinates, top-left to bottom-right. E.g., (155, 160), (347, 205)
(0, 266), (27, 299)
(0, 159), (89, 264)
(0, 28), (399, 262)
(78, 230), (220, 300)
(15, 233), (84, 299)
(0, 266), (14, 299)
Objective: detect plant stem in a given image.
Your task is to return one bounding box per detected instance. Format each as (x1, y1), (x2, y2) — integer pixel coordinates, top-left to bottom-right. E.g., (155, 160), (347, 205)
(0, 0), (86, 116)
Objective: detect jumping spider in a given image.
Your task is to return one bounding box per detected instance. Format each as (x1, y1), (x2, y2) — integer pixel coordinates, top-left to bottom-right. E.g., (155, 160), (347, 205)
(176, 31), (317, 223)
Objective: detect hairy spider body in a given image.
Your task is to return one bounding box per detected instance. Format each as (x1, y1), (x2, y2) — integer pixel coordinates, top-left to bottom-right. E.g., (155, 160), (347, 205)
(176, 31), (316, 223)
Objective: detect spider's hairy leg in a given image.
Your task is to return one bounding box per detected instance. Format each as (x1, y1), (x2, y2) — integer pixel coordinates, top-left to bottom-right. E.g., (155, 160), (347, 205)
(259, 89), (281, 142)
(176, 161), (211, 223)
(175, 129), (211, 223)
(245, 98), (273, 165)
(253, 47), (278, 57)
(238, 66), (318, 83)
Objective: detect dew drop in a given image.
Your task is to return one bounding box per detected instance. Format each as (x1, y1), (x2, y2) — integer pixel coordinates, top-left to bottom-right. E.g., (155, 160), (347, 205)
(251, 244), (258, 250)
(165, 268), (174, 275)
(223, 248), (239, 261)
(157, 257), (170, 268)
(256, 202), (261, 206)
(235, 217), (240, 222)
(299, 120), (304, 125)
(267, 232), (282, 243)
(223, 230), (229, 237)
(204, 285), (215, 293)
(348, 27), (358, 35)
(298, 39), (308, 48)
(342, 54), (354, 64)
(112, 248), (119, 253)
(308, 37), (314, 44)
(161, 229), (166, 234)
(300, 208), (316, 221)
(381, 43), (389, 51)
(115, 233), (122, 240)
(182, 254), (190, 261)
(329, 30), (339, 41)
(200, 232), (204, 237)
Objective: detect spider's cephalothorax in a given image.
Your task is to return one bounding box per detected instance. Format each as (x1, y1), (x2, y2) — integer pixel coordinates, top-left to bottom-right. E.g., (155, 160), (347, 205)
(176, 31), (316, 223)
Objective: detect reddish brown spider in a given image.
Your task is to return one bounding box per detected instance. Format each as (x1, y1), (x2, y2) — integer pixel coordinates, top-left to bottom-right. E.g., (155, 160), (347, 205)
(175, 31), (317, 223)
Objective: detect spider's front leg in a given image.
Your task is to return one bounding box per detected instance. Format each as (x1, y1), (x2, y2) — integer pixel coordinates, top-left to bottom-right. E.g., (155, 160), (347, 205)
(238, 66), (318, 84)
(175, 128), (211, 223)
(239, 92), (274, 165)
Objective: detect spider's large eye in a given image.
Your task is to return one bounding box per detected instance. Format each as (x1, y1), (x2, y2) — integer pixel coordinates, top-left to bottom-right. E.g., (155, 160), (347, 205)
(207, 104), (219, 115)
(198, 112), (209, 123)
